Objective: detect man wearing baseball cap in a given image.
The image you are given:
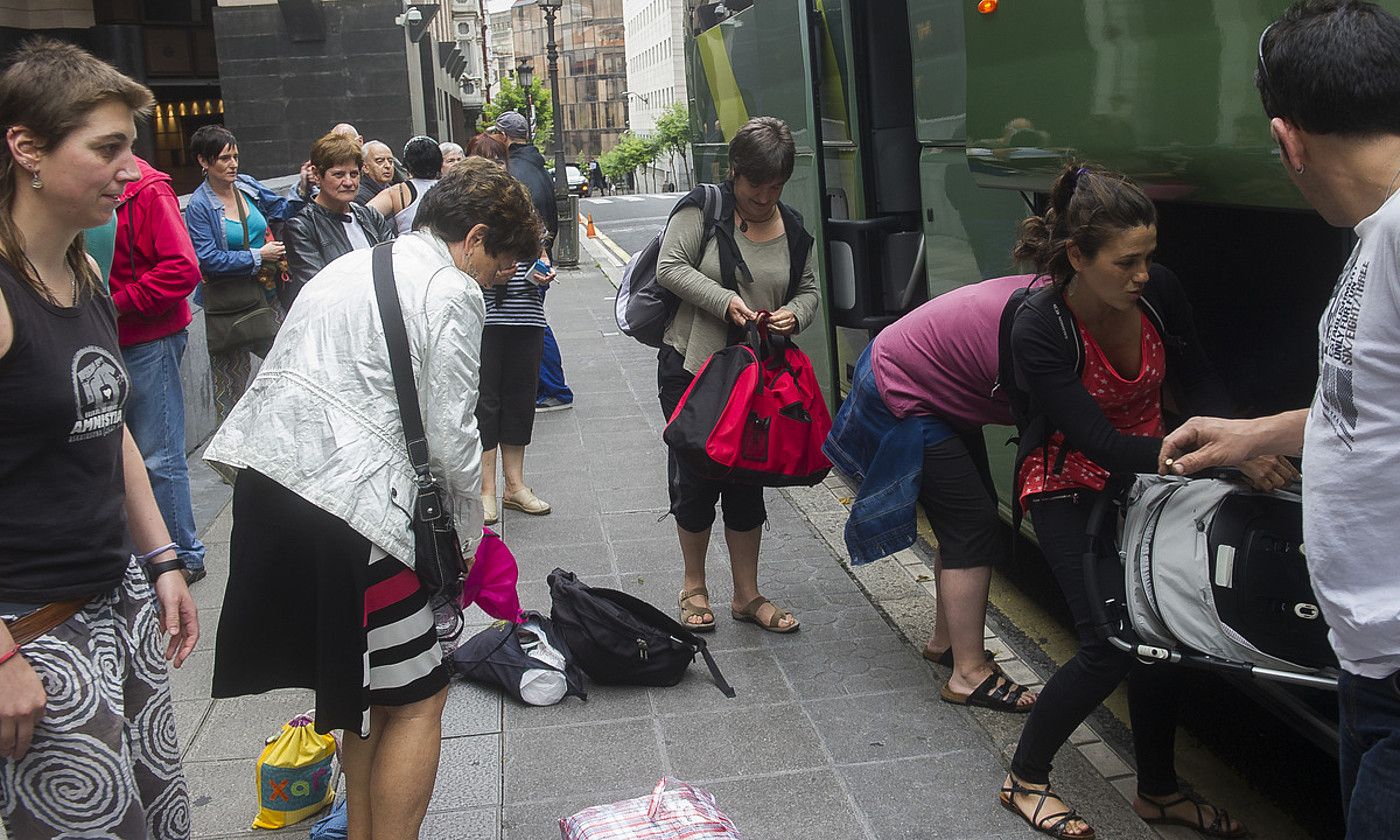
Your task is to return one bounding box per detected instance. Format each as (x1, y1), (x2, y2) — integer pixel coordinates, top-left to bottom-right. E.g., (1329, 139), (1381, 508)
(496, 112), (556, 248)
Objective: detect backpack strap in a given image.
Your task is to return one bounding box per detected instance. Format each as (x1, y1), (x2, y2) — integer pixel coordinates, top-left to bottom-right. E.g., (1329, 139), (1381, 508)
(695, 641), (736, 698)
(777, 202), (812, 305)
(1000, 279), (1078, 556)
(712, 181), (751, 293)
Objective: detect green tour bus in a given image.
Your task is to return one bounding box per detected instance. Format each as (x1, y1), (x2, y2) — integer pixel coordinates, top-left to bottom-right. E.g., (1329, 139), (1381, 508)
(684, 0), (1398, 755)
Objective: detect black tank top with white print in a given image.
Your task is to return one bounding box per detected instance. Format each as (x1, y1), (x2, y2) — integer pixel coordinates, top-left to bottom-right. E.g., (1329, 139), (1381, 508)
(0, 259), (131, 602)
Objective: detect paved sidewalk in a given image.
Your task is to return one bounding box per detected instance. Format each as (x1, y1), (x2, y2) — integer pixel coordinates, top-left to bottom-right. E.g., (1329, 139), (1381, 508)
(174, 247), (1167, 839)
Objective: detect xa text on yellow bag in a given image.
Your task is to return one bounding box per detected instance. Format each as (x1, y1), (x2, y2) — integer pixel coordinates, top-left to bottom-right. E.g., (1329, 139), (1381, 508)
(252, 712), (337, 830)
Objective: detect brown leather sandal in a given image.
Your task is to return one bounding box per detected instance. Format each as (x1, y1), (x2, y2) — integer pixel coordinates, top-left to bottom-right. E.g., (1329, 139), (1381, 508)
(731, 596), (799, 633)
(678, 587), (716, 633)
(922, 647), (998, 668)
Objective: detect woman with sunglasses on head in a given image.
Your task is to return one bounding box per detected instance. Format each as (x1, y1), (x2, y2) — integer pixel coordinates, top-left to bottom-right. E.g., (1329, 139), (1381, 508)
(466, 132), (509, 167)
(0, 38), (198, 838)
(185, 124), (305, 422)
(997, 163), (1295, 839)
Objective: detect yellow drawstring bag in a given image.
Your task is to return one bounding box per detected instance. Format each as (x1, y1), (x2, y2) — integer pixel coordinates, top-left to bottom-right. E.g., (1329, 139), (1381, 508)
(252, 711), (337, 830)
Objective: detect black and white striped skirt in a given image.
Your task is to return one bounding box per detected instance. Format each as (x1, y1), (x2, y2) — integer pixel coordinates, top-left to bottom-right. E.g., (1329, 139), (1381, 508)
(213, 470), (449, 737)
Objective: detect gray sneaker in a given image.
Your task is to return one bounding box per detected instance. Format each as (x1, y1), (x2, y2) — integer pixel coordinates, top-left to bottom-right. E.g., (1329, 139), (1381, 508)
(535, 397), (573, 413)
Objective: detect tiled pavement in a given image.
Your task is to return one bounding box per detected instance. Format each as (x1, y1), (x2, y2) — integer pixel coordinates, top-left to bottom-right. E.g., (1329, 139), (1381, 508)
(173, 242), (1174, 839)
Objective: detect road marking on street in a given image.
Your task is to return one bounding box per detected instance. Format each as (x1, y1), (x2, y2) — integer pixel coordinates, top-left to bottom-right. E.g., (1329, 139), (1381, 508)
(591, 228), (633, 265)
(616, 196), (645, 202)
(583, 197), (613, 204)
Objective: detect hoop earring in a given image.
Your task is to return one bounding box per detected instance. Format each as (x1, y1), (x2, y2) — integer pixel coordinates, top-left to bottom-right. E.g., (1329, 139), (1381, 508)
(1295, 164), (1306, 175)
(30, 169), (42, 190)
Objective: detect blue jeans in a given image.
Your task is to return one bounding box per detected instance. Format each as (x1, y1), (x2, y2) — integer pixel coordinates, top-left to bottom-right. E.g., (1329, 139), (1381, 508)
(822, 344), (953, 565)
(537, 322), (573, 404)
(1339, 669), (1400, 838)
(122, 331), (206, 572)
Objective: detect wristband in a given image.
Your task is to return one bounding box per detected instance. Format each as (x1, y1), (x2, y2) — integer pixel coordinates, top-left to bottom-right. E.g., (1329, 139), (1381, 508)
(136, 542), (179, 563)
(146, 558), (186, 581)
(0, 644), (20, 667)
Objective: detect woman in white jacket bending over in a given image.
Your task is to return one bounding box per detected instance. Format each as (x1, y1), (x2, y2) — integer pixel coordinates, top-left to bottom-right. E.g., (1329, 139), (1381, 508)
(204, 158), (541, 840)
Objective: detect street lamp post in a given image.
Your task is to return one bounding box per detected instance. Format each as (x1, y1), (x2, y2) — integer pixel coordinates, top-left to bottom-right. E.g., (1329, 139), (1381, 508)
(514, 57), (534, 140)
(538, 0), (577, 266)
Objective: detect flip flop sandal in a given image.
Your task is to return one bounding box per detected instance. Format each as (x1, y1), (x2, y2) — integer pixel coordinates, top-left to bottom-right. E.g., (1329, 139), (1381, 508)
(678, 587), (716, 633)
(1139, 793), (1247, 838)
(731, 596), (800, 633)
(922, 647), (998, 668)
(1000, 777), (1097, 840)
(941, 671), (1033, 713)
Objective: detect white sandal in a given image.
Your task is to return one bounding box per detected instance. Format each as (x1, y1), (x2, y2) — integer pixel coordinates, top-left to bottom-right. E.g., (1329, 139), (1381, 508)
(502, 486), (551, 515)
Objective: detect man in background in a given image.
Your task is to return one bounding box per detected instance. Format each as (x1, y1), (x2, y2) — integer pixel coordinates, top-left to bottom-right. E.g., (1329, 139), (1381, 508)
(496, 112), (575, 412)
(112, 156), (207, 583)
(1161, 3), (1400, 834)
(358, 140), (396, 205)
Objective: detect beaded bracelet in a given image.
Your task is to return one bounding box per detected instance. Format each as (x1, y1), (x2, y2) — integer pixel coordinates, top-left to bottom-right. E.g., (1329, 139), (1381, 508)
(136, 542), (179, 563)
(0, 644), (21, 667)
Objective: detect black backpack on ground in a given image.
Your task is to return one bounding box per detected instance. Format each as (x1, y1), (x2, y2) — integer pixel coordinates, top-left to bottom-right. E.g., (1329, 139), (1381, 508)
(547, 569), (735, 697)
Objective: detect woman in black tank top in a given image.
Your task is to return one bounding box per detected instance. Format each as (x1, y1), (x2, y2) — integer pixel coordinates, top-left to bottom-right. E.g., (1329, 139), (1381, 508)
(0, 40), (198, 838)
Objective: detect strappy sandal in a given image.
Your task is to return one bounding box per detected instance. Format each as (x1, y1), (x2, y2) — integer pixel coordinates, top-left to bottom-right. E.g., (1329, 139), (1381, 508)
(1000, 777), (1096, 839)
(941, 671), (1033, 713)
(922, 647), (998, 668)
(731, 596), (800, 633)
(1138, 792), (1247, 838)
(678, 587), (716, 633)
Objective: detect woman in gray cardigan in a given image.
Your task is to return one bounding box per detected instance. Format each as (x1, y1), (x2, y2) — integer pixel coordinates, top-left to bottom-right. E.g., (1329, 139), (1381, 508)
(655, 116), (821, 634)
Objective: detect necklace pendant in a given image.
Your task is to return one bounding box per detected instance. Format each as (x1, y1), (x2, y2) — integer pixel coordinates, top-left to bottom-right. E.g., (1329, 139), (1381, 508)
(740, 220), (749, 233)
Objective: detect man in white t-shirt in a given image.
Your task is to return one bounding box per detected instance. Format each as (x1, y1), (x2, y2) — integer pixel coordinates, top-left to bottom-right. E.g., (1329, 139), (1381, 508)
(1160, 2), (1400, 836)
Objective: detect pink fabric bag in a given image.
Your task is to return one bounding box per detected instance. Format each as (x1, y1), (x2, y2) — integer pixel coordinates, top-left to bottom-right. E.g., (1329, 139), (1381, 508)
(559, 778), (741, 839)
(459, 527), (522, 623)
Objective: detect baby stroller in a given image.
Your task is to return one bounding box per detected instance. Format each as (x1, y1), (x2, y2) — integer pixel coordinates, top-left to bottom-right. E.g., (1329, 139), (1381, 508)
(1083, 471), (1338, 690)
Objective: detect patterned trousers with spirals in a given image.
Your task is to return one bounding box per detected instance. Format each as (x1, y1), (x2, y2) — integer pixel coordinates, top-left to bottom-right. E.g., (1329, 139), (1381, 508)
(0, 559), (190, 839)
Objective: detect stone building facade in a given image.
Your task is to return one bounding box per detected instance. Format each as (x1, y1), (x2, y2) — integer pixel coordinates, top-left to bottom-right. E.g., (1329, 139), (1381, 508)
(509, 0), (626, 161)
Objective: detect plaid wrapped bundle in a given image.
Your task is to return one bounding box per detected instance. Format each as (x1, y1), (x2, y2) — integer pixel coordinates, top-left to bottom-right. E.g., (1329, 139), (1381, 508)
(559, 778), (741, 839)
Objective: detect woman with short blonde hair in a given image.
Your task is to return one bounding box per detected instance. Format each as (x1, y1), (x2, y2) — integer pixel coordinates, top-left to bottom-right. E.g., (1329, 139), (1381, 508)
(281, 132), (396, 306)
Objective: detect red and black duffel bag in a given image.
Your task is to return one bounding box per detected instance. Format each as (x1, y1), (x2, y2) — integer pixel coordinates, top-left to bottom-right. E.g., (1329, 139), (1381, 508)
(663, 314), (832, 486)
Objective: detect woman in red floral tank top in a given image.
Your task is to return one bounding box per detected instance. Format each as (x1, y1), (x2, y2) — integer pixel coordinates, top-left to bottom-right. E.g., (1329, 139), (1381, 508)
(994, 165), (1296, 840)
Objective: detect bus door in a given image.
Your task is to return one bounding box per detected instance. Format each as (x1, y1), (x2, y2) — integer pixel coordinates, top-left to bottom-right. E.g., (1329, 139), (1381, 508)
(686, 0), (838, 407)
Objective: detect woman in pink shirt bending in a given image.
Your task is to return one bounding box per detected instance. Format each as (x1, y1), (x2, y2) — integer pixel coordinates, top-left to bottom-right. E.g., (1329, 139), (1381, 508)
(824, 273), (1044, 714)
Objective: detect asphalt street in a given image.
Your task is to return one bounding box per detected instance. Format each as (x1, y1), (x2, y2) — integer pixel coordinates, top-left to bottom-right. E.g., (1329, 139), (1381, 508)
(579, 192), (684, 256)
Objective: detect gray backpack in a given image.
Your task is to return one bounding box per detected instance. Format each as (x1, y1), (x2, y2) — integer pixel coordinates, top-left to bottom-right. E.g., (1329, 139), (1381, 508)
(1112, 474), (1334, 674)
(614, 183), (725, 347)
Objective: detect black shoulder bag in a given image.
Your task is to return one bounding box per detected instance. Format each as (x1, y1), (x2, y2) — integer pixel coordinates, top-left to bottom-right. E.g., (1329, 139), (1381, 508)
(371, 242), (466, 612)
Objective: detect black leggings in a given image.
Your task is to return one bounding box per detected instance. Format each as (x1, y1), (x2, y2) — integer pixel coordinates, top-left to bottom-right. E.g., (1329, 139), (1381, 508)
(918, 432), (1005, 569)
(656, 345), (766, 533)
(1010, 490), (1181, 796)
(476, 325), (545, 449)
